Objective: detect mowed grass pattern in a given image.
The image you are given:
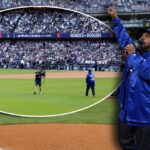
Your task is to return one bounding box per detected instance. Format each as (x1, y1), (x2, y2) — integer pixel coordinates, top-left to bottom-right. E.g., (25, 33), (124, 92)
(0, 98), (120, 125)
(0, 78), (119, 116)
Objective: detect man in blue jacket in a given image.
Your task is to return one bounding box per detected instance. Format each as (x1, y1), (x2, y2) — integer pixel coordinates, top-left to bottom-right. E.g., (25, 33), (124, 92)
(108, 7), (150, 150)
(85, 68), (95, 96)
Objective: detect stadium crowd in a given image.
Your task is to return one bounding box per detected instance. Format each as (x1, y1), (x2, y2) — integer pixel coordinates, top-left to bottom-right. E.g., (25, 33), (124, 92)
(0, 0), (149, 13)
(0, 8), (109, 34)
(0, 40), (121, 71)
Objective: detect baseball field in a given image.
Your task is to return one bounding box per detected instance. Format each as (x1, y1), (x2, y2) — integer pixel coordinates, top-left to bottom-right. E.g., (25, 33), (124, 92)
(0, 69), (122, 150)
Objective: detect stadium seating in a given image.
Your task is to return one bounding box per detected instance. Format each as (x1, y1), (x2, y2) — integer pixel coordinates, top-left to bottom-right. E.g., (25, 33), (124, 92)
(0, 40), (121, 71)
(0, 0), (149, 13)
(0, 8), (110, 33)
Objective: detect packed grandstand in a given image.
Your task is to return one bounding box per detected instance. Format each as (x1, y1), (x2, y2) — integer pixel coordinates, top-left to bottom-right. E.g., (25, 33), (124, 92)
(0, 40), (121, 71)
(0, 1), (149, 71)
(0, 0), (149, 14)
(0, 8), (110, 34)
(0, 7), (122, 71)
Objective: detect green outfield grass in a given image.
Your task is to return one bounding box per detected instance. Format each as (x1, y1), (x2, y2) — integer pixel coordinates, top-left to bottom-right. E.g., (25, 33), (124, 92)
(0, 78), (120, 116)
(0, 97), (120, 125)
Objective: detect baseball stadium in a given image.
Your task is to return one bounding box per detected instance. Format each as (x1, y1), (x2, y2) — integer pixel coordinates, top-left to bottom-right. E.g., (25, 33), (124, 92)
(0, 1), (149, 150)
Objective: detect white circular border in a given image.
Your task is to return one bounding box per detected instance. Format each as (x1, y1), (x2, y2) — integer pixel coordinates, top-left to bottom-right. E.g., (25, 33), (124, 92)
(0, 6), (119, 118)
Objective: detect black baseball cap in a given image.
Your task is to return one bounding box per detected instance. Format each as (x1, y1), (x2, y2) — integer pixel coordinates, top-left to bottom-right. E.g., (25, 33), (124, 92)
(145, 28), (150, 34)
(137, 28), (150, 38)
(141, 28), (150, 35)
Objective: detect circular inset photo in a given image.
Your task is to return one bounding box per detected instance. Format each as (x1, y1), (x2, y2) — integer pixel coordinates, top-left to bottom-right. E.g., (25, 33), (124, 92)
(0, 6), (121, 117)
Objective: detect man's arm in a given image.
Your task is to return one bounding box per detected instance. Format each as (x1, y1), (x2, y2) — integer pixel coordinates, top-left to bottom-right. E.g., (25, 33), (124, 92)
(108, 7), (134, 51)
(42, 71), (46, 78)
(86, 75), (89, 84)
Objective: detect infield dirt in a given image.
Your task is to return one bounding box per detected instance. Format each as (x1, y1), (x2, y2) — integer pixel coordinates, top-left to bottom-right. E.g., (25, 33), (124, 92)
(0, 123), (121, 150)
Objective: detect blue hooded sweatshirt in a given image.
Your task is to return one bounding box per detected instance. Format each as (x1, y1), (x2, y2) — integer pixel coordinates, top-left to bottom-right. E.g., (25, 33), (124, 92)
(86, 70), (95, 87)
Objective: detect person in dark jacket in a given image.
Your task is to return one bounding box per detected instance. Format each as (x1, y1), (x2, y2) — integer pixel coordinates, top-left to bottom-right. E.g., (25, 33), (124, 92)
(108, 7), (150, 150)
(34, 67), (46, 94)
(85, 68), (95, 96)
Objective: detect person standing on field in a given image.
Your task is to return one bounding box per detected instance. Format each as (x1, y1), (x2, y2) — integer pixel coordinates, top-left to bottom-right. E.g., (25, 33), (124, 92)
(34, 67), (46, 94)
(85, 68), (95, 96)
